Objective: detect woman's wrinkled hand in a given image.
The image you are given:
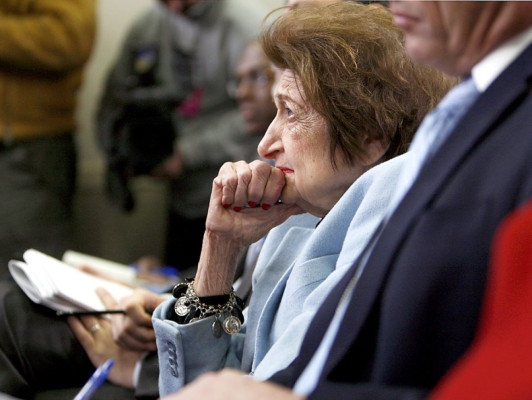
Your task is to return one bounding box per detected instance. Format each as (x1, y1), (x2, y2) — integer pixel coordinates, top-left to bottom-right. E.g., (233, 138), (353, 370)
(206, 160), (302, 246)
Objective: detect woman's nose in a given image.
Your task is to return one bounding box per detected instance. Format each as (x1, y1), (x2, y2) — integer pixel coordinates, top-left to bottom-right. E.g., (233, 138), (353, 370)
(258, 118), (282, 159)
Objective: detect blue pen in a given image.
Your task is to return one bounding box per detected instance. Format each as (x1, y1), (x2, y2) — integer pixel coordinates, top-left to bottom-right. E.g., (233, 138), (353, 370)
(73, 359), (114, 400)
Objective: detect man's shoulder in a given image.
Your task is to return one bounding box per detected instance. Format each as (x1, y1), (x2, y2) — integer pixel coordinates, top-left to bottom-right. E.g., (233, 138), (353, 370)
(126, 5), (167, 40)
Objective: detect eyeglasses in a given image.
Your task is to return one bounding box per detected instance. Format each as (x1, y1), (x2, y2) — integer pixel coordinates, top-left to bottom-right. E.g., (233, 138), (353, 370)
(227, 68), (274, 98)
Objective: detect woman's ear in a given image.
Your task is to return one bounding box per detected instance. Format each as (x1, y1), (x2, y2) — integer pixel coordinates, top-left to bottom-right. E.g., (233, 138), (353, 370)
(361, 138), (387, 167)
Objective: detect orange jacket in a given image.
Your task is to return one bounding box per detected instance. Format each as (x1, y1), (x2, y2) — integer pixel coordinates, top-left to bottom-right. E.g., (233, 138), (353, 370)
(0, 0), (96, 141)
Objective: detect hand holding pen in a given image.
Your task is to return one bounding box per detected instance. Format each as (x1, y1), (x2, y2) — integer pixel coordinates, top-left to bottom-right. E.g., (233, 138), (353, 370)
(93, 287), (163, 352)
(67, 287), (161, 389)
(67, 313), (146, 389)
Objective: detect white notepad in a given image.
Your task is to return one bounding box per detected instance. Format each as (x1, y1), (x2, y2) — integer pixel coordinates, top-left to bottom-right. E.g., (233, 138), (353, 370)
(9, 249), (134, 312)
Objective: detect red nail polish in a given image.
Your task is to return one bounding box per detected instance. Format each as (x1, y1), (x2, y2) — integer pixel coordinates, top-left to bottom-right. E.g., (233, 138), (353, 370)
(248, 201), (257, 207)
(234, 206), (242, 212)
(223, 204), (231, 209)
(262, 204), (271, 210)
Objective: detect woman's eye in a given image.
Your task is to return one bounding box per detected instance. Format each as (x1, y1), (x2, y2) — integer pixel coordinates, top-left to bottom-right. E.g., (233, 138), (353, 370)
(285, 107), (294, 117)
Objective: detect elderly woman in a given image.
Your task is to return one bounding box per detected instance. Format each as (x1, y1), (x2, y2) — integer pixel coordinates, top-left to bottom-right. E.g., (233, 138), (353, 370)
(150, 2), (455, 396)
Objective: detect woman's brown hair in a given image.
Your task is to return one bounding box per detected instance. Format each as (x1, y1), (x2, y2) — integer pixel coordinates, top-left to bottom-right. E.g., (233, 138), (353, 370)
(261, 2), (457, 167)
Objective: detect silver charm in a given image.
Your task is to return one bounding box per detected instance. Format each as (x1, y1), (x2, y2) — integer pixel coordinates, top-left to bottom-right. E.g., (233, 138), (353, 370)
(212, 317), (223, 338)
(174, 296), (189, 316)
(222, 315), (242, 335)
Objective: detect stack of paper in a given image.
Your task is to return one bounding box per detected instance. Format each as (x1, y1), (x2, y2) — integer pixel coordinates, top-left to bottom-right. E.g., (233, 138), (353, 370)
(8, 249), (134, 312)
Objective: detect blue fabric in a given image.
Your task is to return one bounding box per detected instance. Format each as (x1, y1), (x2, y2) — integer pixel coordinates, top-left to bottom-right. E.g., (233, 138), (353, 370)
(388, 78), (480, 214)
(295, 78), (482, 396)
(152, 154), (407, 396)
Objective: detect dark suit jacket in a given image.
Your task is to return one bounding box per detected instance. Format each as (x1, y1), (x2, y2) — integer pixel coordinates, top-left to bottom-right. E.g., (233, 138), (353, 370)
(429, 198), (532, 399)
(271, 43), (532, 400)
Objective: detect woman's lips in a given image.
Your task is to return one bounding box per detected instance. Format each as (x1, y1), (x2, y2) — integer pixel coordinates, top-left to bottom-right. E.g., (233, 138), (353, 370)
(277, 166), (294, 174)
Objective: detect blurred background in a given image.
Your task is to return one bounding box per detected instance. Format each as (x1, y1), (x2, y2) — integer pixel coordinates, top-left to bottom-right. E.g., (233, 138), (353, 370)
(74, 0), (172, 264)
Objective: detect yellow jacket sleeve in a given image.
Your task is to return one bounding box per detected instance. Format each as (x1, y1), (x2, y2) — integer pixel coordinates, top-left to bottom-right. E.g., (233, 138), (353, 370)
(0, 0), (96, 73)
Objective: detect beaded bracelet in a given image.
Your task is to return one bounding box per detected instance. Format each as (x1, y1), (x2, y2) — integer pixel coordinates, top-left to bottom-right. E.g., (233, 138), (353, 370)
(171, 278), (244, 338)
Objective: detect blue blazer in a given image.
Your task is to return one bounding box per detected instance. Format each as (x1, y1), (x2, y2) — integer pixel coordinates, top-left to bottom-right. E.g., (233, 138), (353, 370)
(274, 43), (532, 399)
(152, 154), (407, 396)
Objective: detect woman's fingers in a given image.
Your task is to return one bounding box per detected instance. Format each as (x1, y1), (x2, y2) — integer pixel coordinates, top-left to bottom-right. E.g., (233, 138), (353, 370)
(216, 161), (285, 209)
(232, 162), (253, 210)
(218, 161), (255, 210)
(247, 161), (279, 207)
(260, 166), (286, 207)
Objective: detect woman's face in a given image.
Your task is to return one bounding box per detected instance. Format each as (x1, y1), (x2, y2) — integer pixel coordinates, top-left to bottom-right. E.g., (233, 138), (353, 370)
(258, 70), (367, 217)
